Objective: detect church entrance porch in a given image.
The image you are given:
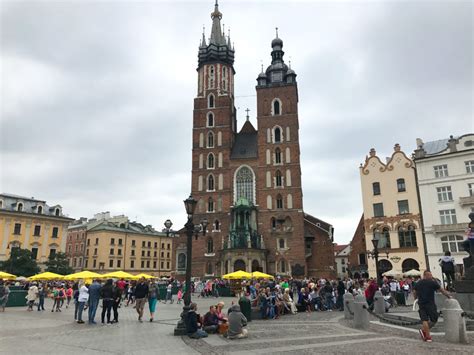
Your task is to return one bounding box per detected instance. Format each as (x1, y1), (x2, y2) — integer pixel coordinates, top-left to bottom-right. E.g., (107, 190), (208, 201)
(221, 248), (268, 274)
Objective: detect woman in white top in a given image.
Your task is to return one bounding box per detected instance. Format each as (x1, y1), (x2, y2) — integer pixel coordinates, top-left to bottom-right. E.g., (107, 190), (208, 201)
(77, 281), (89, 324)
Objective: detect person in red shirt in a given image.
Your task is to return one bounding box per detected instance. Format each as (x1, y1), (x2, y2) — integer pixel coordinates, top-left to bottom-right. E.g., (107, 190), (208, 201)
(364, 278), (378, 310)
(66, 285), (73, 308)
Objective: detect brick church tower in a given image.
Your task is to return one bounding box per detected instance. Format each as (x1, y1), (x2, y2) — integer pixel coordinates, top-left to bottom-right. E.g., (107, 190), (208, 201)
(172, 1), (336, 280)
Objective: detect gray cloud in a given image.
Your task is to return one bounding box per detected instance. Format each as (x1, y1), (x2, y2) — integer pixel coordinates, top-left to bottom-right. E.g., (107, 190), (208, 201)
(1, 0), (472, 243)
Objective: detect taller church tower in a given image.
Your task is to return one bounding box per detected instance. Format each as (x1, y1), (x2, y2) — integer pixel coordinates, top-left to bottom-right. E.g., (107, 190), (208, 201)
(173, 1), (335, 279)
(190, 1), (236, 276)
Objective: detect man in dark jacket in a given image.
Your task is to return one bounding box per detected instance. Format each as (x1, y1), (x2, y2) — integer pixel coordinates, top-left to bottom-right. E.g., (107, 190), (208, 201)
(112, 281), (122, 323)
(134, 278), (149, 322)
(203, 305), (219, 333)
(88, 279), (102, 324)
(100, 279), (114, 324)
(185, 303), (207, 338)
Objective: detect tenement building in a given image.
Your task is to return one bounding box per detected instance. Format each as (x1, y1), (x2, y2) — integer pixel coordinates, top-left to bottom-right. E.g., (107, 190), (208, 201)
(82, 217), (173, 277)
(359, 145), (427, 278)
(172, 2), (335, 279)
(0, 193), (73, 267)
(413, 134), (474, 282)
(66, 212), (129, 271)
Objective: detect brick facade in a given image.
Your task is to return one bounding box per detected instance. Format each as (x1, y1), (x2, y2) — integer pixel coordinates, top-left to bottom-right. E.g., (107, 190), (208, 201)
(171, 3), (335, 280)
(348, 214), (368, 277)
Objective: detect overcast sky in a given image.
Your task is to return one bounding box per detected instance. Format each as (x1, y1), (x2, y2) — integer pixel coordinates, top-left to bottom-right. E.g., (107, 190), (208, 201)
(1, 0), (472, 244)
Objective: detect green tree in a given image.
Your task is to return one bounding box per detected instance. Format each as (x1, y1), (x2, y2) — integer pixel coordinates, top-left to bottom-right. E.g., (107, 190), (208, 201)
(45, 251), (73, 275)
(0, 248), (40, 277)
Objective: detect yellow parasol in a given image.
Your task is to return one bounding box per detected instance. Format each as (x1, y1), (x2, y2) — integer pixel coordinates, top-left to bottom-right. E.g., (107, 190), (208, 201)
(222, 270), (252, 280)
(64, 270), (102, 280)
(100, 271), (136, 280)
(0, 271), (16, 280)
(251, 271), (274, 280)
(29, 272), (64, 281)
(133, 273), (155, 280)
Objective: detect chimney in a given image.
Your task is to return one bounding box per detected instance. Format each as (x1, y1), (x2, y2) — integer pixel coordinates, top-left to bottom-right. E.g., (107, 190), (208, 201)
(416, 138), (423, 148)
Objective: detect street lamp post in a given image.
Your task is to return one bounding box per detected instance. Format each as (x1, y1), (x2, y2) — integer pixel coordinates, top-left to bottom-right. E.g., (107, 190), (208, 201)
(367, 229), (389, 285)
(173, 195), (208, 336)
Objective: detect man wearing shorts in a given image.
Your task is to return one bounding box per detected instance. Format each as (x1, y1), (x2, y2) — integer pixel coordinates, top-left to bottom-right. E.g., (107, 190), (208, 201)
(413, 270), (451, 342)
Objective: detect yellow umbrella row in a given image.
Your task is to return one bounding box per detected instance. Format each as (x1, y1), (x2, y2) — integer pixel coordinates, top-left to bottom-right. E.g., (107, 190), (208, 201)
(222, 270), (275, 280)
(0, 271), (16, 280)
(29, 272), (64, 281)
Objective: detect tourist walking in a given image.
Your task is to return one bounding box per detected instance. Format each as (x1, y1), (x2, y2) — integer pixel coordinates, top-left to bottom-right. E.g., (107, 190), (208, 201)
(37, 283), (46, 311)
(0, 281), (10, 312)
(76, 281), (89, 324)
(100, 279), (114, 325)
(51, 286), (62, 312)
(26, 283), (38, 311)
(66, 285), (73, 308)
(134, 278), (149, 322)
(112, 281), (121, 323)
(413, 270), (451, 342)
(148, 282), (158, 322)
(164, 282), (173, 304)
(88, 279), (102, 324)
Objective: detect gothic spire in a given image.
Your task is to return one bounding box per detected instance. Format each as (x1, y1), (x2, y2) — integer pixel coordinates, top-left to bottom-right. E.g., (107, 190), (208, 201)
(210, 0), (225, 45)
(201, 26), (207, 47)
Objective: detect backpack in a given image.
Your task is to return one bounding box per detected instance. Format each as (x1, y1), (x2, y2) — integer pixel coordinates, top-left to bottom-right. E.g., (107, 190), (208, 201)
(58, 289), (65, 298)
(441, 260), (455, 273)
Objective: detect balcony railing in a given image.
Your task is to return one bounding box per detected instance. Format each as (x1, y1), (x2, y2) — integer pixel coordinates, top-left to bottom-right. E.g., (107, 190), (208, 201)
(432, 223), (466, 234)
(459, 195), (474, 206)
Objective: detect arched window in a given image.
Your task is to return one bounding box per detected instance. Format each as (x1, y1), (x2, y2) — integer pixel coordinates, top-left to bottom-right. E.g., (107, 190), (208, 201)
(207, 153), (215, 169)
(207, 174), (215, 191)
(274, 127), (282, 143)
(275, 170), (282, 187)
(214, 220), (220, 231)
(378, 259), (392, 278)
(55, 208), (60, 216)
(279, 239), (285, 249)
(209, 66), (215, 89)
(275, 148), (282, 164)
(208, 197), (214, 212)
(398, 225), (417, 247)
(206, 262), (213, 274)
(177, 253), (186, 269)
(279, 259), (287, 273)
(272, 98), (281, 115)
(402, 258), (419, 273)
(207, 131), (214, 148)
(207, 112), (214, 127)
(397, 178), (406, 192)
(207, 238), (214, 253)
(374, 227), (391, 248)
(235, 166), (255, 204)
(276, 194), (283, 209)
(37, 206), (43, 214)
(222, 66), (227, 91)
(17, 203), (23, 212)
(208, 93), (215, 108)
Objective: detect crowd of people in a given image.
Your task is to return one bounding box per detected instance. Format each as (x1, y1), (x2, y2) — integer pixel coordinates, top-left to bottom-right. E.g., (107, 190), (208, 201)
(0, 269), (452, 343)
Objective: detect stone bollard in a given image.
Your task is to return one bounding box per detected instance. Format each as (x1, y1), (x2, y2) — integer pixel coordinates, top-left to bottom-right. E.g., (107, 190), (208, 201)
(443, 298), (469, 344)
(373, 290), (385, 315)
(343, 292), (354, 320)
(353, 294), (370, 330)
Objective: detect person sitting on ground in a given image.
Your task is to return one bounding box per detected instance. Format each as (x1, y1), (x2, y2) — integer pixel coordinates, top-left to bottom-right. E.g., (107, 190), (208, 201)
(283, 288), (297, 314)
(216, 301), (227, 323)
(203, 305), (219, 333)
(226, 304), (248, 339)
(185, 302), (208, 338)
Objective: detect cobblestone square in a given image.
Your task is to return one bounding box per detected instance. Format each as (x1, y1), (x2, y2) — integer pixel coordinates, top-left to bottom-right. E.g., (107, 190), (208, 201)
(1, 297), (473, 354)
